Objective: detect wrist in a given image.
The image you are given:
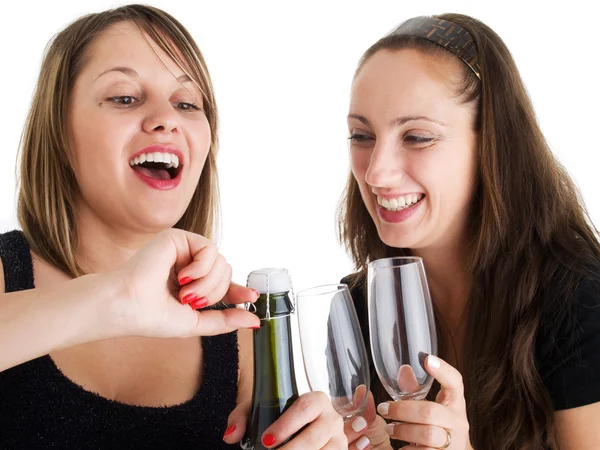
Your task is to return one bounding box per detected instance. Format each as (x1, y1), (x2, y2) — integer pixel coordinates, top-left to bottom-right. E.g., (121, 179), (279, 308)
(80, 271), (135, 341)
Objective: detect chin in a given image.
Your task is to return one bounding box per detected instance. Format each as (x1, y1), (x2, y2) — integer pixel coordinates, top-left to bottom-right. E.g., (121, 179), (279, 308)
(377, 227), (421, 250)
(133, 208), (188, 232)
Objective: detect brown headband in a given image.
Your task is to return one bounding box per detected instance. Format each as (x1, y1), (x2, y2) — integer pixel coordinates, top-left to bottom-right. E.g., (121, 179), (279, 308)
(388, 16), (481, 80)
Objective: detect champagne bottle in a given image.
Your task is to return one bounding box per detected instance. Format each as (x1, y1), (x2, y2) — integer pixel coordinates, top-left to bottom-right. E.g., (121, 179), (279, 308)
(241, 268), (300, 450)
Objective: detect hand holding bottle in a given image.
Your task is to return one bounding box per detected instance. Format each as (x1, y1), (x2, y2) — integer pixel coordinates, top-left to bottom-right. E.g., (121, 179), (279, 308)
(225, 392), (347, 449)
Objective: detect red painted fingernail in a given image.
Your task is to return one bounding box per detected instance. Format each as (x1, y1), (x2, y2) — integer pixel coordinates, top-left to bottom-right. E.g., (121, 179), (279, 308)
(262, 434), (276, 447)
(182, 293), (198, 304)
(190, 297), (208, 309)
(179, 276), (193, 286)
(249, 324), (260, 330)
(252, 289), (260, 298)
(223, 424), (236, 438)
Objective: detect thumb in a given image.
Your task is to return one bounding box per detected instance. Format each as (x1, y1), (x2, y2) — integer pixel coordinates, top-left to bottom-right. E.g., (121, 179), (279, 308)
(223, 400), (251, 444)
(345, 390), (377, 444)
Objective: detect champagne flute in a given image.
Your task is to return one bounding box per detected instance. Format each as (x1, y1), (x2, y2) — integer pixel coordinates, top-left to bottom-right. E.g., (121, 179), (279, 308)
(367, 257), (437, 401)
(296, 284), (370, 421)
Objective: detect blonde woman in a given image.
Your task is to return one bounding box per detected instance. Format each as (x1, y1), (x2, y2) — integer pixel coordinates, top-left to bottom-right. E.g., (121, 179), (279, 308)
(0, 5), (347, 449)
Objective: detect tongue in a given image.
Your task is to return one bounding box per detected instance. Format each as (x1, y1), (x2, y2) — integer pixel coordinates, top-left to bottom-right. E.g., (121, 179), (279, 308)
(133, 166), (171, 181)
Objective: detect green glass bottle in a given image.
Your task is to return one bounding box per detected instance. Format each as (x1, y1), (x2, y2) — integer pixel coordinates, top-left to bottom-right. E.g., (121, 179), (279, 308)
(241, 268), (300, 450)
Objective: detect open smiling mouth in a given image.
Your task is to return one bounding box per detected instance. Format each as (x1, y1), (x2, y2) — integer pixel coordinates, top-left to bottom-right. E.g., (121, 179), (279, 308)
(129, 152), (182, 180)
(377, 194), (425, 212)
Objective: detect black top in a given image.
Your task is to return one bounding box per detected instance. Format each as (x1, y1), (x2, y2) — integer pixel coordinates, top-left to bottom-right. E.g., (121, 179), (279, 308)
(0, 230), (239, 450)
(343, 269), (600, 445)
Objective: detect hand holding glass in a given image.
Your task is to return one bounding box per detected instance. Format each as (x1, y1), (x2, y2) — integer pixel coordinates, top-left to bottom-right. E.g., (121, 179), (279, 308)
(296, 284), (370, 420)
(368, 257), (438, 401)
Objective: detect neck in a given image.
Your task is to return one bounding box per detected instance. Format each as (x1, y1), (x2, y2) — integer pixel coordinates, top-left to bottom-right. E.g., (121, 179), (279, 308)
(412, 240), (471, 338)
(75, 206), (162, 274)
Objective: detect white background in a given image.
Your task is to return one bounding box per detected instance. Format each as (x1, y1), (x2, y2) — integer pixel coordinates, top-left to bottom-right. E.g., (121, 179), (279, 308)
(2, 1), (599, 391)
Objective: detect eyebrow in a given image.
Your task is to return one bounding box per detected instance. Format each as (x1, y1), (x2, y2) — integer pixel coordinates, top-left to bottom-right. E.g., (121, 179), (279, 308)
(93, 66), (192, 84)
(347, 113), (446, 128)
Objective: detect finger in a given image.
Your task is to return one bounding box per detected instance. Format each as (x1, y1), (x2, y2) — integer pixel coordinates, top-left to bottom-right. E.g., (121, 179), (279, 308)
(179, 255), (230, 306)
(353, 385), (371, 418)
(159, 229), (215, 277)
(377, 400), (452, 427)
(388, 422), (449, 448)
(223, 281), (261, 305)
(321, 435), (351, 450)
(191, 308), (259, 336)
(223, 401), (251, 444)
(349, 435), (371, 450)
(344, 389), (374, 444)
(397, 364), (422, 395)
(426, 355), (464, 405)
(435, 388), (451, 406)
(263, 392), (335, 448)
(275, 410), (344, 450)
(175, 241), (219, 285)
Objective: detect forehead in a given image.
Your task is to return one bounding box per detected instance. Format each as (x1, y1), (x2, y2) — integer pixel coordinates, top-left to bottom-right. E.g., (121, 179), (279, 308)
(350, 49), (464, 116)
(83, 21), (189, 79)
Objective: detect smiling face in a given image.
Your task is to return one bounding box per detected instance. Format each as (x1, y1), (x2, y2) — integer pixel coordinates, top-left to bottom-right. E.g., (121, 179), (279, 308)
(348, 48), (478, 252)
(68, 21), (210, 233)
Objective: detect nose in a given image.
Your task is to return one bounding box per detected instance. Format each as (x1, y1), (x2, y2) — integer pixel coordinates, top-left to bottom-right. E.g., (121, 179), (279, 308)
(364, 140), (406, 188)
(142, 100), (180, 134)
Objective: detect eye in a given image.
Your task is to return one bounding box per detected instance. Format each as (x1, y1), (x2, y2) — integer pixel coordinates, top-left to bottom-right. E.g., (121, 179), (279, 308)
(108, 96), (139, 106)
(348, 132), (375, 147)
(174, 102), (201, 111)
(404, 134), (434, 146)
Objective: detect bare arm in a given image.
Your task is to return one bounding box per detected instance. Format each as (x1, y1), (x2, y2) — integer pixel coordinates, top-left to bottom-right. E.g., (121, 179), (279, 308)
(0, 258), (4, 292)
(222, 328), (254, 443)
(555, 403), (600, 448)
(0, 268), (125, 372)
(238, 328), (254, 403)
(0, 228), (260, 374)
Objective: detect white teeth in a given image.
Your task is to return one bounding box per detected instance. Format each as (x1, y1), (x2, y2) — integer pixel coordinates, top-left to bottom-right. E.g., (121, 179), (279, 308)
(128, 152), (180, 169)
(377, 194), (424, 211)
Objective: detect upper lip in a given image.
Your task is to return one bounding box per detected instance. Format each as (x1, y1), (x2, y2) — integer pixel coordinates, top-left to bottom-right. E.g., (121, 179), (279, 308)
(129, 144), (184, 166)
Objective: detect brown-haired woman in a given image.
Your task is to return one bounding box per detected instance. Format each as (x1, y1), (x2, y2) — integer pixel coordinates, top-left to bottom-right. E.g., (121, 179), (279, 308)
(340, 13), (600, 450)
(0, 5), (347, 448)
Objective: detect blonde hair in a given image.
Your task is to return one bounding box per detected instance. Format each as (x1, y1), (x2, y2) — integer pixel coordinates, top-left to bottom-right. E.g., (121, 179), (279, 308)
(17, 4), (220, 276)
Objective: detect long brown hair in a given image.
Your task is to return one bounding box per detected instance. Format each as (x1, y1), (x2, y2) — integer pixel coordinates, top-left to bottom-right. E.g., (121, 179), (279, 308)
(17, 4), (219, 277)
(339, 13), (600, 449)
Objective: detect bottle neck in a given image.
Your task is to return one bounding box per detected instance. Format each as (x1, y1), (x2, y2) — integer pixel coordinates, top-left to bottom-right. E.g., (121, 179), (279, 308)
(253, 291), (294, 320)
(252, 292), (299, 402)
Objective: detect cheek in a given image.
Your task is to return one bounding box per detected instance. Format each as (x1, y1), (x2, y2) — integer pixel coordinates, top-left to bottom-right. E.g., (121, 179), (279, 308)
(423, 147), (477, 207)
(188, 117), (211, 162)
(350, 150), (370, 181)
(70, 110), (138, 167)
